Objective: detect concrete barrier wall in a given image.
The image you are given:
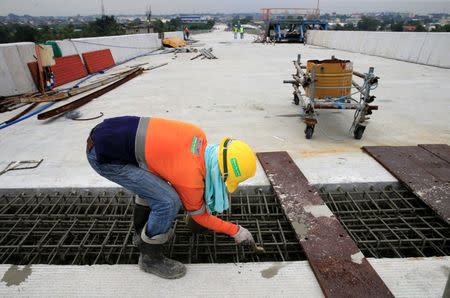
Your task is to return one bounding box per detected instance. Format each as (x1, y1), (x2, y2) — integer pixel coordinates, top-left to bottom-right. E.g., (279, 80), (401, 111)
(55, 33), (162, 64)
(1, 31), (183, 96)
(163, 31), (184, 39)
(307, 31), (450, 68)
(0, 42), (38, 96)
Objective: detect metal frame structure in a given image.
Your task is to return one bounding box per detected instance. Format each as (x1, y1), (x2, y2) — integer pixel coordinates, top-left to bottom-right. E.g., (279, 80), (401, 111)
(261, 8), (327, 43)
(0, 189), (304, 265)
(284, 55), (380, 139)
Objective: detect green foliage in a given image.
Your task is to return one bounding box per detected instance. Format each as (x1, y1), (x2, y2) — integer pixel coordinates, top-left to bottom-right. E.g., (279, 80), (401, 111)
(0, 24), (12, 43)
(357, 16), (381, 31)
(391, 21), (404, 32)
(84, 15), (125, 37)
(432, 24), (450, 32)
(0, 15), (125, 44)
(152, 18), (182, 33)
(187, 20), (215, 30)
(152, 18), (215, 33)
(414, 24), (427, 32)
(335, 23), (356, 31)
(231, 15), (252, 26)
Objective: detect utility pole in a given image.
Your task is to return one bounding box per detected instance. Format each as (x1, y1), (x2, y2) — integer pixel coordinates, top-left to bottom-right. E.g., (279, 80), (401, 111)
(146, 4), (152, 33)
(101, 0), (105, 17)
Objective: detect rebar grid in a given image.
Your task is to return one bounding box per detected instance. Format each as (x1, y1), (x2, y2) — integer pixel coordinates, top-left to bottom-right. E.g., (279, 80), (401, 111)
(0, 189), (304, 265)
(320, 187), (450, 258)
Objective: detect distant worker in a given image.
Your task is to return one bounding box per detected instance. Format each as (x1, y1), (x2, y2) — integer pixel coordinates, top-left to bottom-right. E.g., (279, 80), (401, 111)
(233, 24), (238, 39)
(183, 26), (190, 41)
(86, 117), (257, 279)
(240, 26), (245, 39)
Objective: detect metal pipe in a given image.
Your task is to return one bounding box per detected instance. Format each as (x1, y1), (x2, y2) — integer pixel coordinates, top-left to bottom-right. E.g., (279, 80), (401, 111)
(353, 70), (366, 79)
(314, 104), (378, 110)
(283, 80), (297, 84)
(352, 80), (364, 93)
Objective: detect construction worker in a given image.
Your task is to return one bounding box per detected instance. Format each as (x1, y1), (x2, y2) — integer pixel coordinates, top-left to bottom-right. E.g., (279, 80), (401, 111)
(183, 26), (190, 41)
(240, 26), (245, 39)
(86, 117), (257, 279)
(233, 24), (238, 39)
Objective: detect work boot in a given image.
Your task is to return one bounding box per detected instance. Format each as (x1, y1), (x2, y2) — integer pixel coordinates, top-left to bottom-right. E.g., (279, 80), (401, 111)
(132, 197), (150, 246)
(137, 225), (186, 279)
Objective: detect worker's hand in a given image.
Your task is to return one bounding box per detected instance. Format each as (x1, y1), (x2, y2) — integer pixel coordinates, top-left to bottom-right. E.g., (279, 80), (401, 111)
(233, 226), (255, 246)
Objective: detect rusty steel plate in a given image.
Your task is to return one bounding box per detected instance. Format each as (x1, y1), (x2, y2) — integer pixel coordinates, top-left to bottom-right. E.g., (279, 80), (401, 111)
(257, 151), (393, 298)
(419, 144), (450, 164)
(364, 146), (450, 223)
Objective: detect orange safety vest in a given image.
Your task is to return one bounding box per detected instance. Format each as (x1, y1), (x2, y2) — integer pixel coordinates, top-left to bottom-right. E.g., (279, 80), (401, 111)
(135, 117), (238, 236)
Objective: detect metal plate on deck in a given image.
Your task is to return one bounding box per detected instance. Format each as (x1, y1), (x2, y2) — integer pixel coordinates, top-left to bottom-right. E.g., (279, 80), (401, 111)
(419, 144), (450, 164)
(257, 151), (393, 298)
(364, 146), (450, 223)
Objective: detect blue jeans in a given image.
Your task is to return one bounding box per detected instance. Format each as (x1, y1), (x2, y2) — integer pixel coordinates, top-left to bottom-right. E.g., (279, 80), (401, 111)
(87, 147), (181, 237)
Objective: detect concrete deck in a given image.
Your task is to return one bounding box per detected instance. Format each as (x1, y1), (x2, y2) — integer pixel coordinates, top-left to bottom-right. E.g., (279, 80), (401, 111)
(0, 258), (449, 297)
(2, 27), (448, 188)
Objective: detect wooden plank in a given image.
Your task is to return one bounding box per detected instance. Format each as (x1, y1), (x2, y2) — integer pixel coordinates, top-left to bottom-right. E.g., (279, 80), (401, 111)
(363, 146), (450, 223)
(257, 151), (393, 298)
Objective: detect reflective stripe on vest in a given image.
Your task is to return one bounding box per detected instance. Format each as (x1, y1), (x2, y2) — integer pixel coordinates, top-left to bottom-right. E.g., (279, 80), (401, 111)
(187, 204), (206, 216)
(135, 117), (150, 170)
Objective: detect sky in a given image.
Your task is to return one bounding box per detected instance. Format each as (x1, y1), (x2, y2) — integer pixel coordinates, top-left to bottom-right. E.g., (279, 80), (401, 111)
(1, 0), (449, 16)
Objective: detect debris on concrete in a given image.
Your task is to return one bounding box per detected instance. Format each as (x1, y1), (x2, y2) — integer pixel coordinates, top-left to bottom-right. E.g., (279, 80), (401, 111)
(0, 159), (43, 176)
(38, 68), (143, 120)
(191, 48), (217, 60)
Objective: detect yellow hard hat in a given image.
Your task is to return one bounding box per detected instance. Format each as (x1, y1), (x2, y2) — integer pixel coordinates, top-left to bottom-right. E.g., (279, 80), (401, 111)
(218, 137), (257, 193)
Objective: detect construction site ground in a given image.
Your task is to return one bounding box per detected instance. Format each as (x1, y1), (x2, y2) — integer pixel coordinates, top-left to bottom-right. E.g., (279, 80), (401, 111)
(0, 27), (449, 297)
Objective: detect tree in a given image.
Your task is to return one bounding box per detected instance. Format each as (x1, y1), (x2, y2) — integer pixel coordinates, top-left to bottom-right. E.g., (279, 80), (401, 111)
(12, 24), (38, 42)
(344, 23), (356, 30)
(152, 19), (166, 33)
(414, 24), (427, 32)
(334, 24), (344, 31)
(131, 18), (142, 26)
(167, 18), (182, 31)
(85, 15), (124, 37)
(391, 21), (404, 32)
(0, 24), (11, 43)
(357, 16), (380, 31)
(432, 24), (450, 32)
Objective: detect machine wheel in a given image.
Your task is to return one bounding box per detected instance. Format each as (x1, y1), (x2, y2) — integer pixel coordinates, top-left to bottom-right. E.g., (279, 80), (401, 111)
(354, 125), (366, 140)
(293, 94), (300, 105)
(305, 125), (315, 139)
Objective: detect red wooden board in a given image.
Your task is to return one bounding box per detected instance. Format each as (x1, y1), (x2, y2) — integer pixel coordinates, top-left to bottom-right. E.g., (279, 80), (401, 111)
(82, 49), (115, 74)
(51, 55), (87, 87)
(257, 151), (393, 298)
(28, 55), (87, 88)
